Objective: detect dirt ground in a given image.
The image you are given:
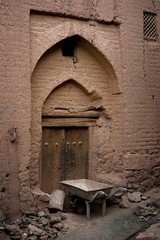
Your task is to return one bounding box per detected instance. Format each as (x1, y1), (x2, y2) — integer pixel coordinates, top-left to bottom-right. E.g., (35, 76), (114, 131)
(1, 188), (159, 239)
(57, 204), (155, 240)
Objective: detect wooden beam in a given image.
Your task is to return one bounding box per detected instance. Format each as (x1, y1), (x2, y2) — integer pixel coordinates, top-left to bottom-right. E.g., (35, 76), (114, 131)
(42, 111), (100, 118)
(42, 118), (97, 127)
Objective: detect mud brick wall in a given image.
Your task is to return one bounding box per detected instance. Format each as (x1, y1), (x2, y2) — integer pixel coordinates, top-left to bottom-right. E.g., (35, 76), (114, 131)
(0, 0), (160, 219)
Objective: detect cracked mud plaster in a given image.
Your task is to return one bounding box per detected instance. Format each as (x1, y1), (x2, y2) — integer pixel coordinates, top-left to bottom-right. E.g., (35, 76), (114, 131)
(92, 114), (113, 174)
(8, 127), (17, 143)
(1, 0), (160, 219)
(8, 129), (20, 221)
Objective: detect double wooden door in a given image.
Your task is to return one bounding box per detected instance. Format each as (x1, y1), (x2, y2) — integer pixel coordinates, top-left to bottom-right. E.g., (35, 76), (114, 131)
(42, 127), (88, 194)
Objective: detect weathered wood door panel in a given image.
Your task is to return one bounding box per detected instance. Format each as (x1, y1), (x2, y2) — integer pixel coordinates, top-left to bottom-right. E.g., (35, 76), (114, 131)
(42, 128), (64, 194)
(42, 127), (88, 194)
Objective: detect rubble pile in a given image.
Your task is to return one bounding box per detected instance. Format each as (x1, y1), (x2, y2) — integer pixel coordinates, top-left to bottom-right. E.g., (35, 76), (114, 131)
(1, 210), (69, 240)
(134, 201), (160, 221)
(119, 191), (160, 222)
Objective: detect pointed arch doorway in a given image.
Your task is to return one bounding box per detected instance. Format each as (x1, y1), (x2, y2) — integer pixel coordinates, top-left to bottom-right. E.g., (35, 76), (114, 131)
(41, 80), (99, 194)
(31, 34), (118, 195)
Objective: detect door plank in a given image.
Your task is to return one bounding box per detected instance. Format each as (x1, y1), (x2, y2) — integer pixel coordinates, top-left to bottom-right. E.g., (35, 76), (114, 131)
(64, 127), (88, 180)
(42, 128), (64, 193)
(42, 127), (88, 194)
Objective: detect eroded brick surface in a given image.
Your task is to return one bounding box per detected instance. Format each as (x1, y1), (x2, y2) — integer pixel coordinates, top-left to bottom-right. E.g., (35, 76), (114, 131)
(0, 0), (160, 218)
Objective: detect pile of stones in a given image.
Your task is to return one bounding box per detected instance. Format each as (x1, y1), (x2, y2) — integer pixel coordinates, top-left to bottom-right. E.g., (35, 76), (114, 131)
(134, 201), (160, 221)
(119, 191), (160, 221)
(2, 210), (69, 240)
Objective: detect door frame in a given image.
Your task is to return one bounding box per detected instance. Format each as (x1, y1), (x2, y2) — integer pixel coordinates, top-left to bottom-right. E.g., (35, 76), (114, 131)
(40, 117), (97, 189)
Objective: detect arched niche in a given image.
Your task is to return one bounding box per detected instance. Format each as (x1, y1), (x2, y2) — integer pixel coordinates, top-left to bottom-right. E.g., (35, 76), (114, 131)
(42, 79), (102, 117)
(30, 35), (118, 187)
(31, 34), (120, 95)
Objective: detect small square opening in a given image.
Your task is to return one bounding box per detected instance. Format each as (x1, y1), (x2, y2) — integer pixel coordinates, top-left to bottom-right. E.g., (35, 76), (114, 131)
(61, 37), (76, 57)
(143, 12), (157, 40)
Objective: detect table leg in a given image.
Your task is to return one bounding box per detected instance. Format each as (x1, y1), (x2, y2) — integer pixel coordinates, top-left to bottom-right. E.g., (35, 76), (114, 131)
(85, 201), (90, 220)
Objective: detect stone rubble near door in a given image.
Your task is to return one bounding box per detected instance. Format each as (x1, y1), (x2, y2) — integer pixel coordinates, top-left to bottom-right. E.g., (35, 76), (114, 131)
(31, 188), (52, 211)
(2, 210), (68, 240)
(0, 188), (69, 239)
(114, 187), (160, 240)
(1, 187), (159, 239)
(118, 188), (160, 222)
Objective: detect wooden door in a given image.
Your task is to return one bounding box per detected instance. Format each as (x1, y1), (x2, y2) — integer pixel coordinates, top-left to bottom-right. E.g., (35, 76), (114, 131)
(42, 127), (88, 194)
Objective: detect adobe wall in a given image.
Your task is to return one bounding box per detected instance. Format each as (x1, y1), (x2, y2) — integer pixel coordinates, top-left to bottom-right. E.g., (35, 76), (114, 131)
(30, 15), (122, 188)
(0, 0), (160, 219)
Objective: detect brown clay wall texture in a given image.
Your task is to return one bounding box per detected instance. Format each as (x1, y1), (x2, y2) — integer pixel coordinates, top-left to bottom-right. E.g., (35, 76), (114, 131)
(0, 0), (160, 218)
(30, 16), (121, 189)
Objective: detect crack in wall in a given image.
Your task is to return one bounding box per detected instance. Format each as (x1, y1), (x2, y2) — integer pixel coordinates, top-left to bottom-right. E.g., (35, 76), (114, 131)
(143, 42), (147, 82)
(113, 0), (118, 21)
(152, 0), (156, 11)
(85, 106), (105, 112)
(54, 107), (70, 111)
